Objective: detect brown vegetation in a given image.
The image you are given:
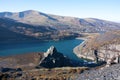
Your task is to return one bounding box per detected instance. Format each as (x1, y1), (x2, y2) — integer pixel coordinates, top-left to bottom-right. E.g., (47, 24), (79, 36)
(0, 67), (88, 80)
(0, 53), (43, 69)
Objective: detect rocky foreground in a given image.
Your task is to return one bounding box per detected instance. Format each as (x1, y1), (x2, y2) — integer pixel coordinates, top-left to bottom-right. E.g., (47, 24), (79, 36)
(76, 63), (120, 80)
(0, 46), (88, 80)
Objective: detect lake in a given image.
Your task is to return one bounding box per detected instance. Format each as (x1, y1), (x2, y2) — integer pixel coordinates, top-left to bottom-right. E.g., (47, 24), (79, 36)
(0, 39), (83, 61)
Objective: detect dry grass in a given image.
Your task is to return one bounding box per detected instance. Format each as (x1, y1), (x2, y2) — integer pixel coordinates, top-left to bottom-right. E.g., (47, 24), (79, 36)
(0, 52), (43, 69)
(22, 67), (88, 80)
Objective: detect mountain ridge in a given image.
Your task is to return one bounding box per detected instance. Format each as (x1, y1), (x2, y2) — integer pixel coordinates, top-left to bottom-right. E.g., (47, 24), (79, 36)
(0, 10), (120, 33)
(0, 10), (119, 23)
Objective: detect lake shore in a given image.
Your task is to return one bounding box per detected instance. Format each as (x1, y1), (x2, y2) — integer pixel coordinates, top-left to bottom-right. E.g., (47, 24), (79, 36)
(73, 33), (100, 61)
(73, 37), (95, 61)
(73, 37), (87, 59)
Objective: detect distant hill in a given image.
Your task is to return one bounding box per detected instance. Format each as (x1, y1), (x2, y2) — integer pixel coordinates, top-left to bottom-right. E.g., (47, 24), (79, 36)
(0, 10), (120, 33)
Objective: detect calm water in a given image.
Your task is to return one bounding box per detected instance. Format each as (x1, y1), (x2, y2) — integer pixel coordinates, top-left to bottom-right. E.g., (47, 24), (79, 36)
(0, 39), (83, 60)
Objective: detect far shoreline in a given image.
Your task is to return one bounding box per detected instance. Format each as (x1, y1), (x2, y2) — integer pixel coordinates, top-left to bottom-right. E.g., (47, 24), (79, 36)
(73, 37), (90, 61)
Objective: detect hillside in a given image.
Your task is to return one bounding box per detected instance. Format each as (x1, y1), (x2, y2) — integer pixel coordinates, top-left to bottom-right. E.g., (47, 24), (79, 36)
(74, 30), (120, 67)
(0, 18), (79, 42)
(0, 10), (120, 33)
(0, 24), (38, 43)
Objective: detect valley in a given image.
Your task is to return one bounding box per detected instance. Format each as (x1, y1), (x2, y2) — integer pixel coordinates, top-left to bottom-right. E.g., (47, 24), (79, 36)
(0, 10), (120, 80)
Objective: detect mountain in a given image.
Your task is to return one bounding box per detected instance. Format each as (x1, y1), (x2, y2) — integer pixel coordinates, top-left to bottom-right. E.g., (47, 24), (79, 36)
(0, 10), (120, 42)
(0, 10), (120, 33)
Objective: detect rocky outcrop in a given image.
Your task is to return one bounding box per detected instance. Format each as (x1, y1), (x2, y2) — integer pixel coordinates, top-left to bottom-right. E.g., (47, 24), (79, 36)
(38, 46), (73, 68)
(96, 44), (120, 67)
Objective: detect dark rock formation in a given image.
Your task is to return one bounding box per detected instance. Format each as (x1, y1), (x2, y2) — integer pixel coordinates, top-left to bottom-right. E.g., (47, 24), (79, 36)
(39, 46), (73, 68)
(94, 49), (99, 63)
(0, 67), (22, 73)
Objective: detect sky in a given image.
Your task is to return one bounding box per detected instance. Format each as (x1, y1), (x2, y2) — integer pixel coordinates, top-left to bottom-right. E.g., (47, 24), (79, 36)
(0, 0), (120, 22)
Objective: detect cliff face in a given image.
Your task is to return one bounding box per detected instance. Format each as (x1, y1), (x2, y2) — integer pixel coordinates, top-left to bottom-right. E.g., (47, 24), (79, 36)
(81, 44), (120, 65)
(39, 46), (73, 68)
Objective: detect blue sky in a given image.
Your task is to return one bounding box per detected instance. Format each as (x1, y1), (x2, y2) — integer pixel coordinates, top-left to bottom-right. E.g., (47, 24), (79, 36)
(0, 0), (120, 22)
